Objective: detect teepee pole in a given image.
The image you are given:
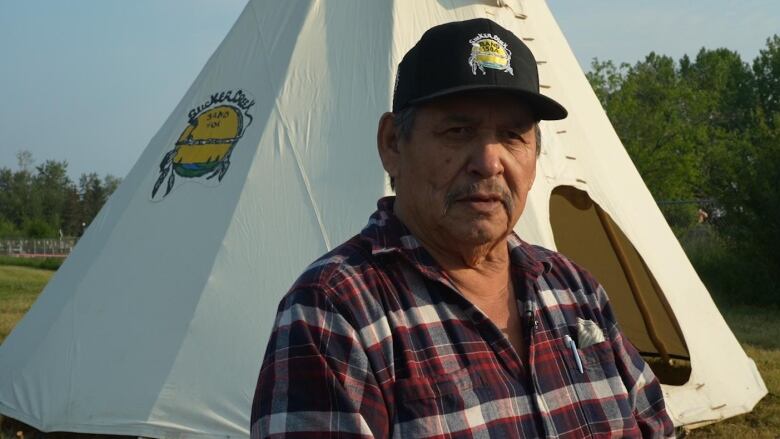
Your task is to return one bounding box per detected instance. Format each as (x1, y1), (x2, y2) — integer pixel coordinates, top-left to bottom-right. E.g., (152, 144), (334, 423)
(595, 206), (671, 364)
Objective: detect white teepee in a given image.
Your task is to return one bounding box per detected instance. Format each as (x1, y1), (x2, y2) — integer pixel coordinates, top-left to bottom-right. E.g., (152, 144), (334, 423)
(0, 0), (766, 437)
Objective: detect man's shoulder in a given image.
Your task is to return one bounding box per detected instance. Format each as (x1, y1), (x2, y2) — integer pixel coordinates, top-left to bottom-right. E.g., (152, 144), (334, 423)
(273, 232), (400, 333)
(293, 234), (374, 285)
(284, 233), (394, 308)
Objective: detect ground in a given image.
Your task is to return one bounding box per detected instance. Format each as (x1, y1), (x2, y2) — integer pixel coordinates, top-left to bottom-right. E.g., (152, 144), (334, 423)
(0, 264), (777, 437)
(0, 265), (51, 343)
(686, 307), (780, 437)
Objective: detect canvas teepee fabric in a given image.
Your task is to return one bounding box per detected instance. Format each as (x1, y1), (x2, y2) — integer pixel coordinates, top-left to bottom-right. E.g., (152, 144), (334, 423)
(0, 0), (766, 437)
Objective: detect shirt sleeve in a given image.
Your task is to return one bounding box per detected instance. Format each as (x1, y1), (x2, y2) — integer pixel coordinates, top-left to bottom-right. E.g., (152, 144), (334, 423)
(251, 287), (388, 439)
(596, 284), (676, 438)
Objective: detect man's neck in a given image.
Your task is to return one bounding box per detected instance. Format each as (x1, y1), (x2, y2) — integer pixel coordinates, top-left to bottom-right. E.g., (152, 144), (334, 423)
(393, 204), (512, 298)
(391, 199), (525, 357)
(423, 233), (510, 273)
(443, 250), (511, 302)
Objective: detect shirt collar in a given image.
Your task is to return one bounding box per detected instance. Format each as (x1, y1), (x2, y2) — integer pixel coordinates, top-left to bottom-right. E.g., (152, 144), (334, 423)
(361, 196), (550, 278)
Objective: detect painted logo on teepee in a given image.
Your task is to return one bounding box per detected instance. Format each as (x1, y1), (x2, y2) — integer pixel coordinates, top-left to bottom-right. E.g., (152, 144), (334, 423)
(151, 89), (254, 200)
(468, 33), (513, 76)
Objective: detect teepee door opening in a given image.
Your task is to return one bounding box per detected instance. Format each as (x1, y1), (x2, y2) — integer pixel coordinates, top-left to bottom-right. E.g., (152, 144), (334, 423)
(549, 185), (691, 385)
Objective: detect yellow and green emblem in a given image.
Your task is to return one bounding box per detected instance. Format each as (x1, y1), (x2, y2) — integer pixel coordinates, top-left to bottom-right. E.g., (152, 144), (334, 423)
(468, 33), (514, 76)
(172, 106), (242, 178)
(152, 89), (254, 200)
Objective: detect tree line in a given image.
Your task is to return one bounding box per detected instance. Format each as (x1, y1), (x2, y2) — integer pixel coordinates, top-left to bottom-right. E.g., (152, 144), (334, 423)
(0, 151), (120, 239)
(587, 35), (780, 306)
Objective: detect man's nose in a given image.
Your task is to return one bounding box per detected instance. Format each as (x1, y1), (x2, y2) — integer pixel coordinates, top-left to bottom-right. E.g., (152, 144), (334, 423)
(466, 132), (504, 178)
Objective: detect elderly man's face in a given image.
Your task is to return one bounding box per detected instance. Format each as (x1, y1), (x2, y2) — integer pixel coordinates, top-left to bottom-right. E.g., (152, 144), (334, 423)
(380, 92), (538, 250)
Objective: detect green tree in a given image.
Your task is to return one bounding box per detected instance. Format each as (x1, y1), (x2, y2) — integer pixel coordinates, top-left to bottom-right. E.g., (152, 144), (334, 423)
(0, 168), (15, 227)
(587, 37), (780, 305)
(586, 59), (628, 110)
(33, 160), (73, 234)
(680, 48), (755, 132)
(103, 174), (121, 195)
(22, 217), (57, 239)
(0, 157), (36, 228)
(0, 150), (121, 239)
(0, 216), (20, 239)
(589, 54), (702, 232)
(79, 173), (106, 229)
(753, 35), (780, 122)
(705, 37), (780, 300)
(61, 185), (82, 236)
(677, 48), (756, 221)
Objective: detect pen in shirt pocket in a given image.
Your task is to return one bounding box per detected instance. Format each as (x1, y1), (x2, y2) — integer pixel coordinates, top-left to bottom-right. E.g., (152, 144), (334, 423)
(564, 334), (584, 374)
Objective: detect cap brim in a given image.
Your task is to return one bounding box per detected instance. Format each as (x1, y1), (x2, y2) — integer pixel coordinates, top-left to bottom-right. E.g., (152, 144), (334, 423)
(407, 85), (568, 121)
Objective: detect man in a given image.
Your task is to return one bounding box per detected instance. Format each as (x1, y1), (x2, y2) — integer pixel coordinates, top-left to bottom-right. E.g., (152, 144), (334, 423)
(252, 18), (674, 438)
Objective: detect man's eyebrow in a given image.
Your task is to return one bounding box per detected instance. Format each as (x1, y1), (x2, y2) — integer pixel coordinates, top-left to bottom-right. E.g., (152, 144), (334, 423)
(437, 114), (534, 127)
(508, 119), (536, 129)
(439, 114), (479, 124)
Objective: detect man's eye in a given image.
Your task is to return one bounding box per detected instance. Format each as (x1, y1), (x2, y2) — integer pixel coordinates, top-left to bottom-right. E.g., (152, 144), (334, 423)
(444, 126), (474, 139)
(446, 126), (472, 136)
(505, 129), (531, 144)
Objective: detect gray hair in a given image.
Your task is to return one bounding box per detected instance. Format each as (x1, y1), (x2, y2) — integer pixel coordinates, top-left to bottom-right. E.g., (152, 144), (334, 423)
(393, 106), (418, 143)
(388, 106), (542, 191)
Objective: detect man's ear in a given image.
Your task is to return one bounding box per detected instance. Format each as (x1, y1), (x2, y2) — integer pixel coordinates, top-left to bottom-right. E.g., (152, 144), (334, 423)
(377, 112), (400, 179)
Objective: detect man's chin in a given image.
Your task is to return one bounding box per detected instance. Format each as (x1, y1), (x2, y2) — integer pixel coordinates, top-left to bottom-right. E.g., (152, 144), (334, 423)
(446, 221), (509, 247)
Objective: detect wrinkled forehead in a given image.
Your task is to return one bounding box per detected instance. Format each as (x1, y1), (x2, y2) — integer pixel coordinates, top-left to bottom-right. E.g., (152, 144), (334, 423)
(418, 91), (537, 126)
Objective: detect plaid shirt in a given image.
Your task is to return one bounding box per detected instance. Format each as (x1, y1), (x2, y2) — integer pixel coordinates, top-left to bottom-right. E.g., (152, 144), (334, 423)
(252, 197), (674, 438)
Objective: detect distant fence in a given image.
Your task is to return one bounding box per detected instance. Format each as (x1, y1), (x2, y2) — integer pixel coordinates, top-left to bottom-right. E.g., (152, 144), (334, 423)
(0, 239), (77, 258)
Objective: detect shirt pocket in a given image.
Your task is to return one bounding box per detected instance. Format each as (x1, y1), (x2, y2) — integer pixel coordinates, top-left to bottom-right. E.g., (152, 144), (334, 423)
(393, 366), (491, 438)
(579, 339), (618, 372)
(556, 337), (638, 436)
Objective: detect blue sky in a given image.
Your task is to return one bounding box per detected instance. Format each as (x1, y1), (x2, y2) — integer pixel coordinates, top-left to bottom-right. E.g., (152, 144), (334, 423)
(1, 0), (778, 180)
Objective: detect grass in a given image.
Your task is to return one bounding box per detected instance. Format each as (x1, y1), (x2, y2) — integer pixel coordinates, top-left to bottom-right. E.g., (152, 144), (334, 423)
(0, 256), (63, 272)
(685, 306), (780, 437)
(0, 262), (778, 437)
(0, 265), (53, 343)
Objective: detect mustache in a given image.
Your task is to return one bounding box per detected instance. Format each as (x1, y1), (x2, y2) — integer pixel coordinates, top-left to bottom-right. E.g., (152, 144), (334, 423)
(444, 181), (514, 213)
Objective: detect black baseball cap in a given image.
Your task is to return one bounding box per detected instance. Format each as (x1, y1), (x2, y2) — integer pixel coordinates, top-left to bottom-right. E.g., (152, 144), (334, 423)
(392, 18), (567, 120)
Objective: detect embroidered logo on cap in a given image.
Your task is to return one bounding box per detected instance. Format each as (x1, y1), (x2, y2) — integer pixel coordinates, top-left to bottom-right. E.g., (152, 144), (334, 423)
(468, 33), (513, 76)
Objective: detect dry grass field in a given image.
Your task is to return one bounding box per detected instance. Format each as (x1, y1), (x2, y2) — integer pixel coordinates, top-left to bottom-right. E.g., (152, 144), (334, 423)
(0, 264), (777, 437)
